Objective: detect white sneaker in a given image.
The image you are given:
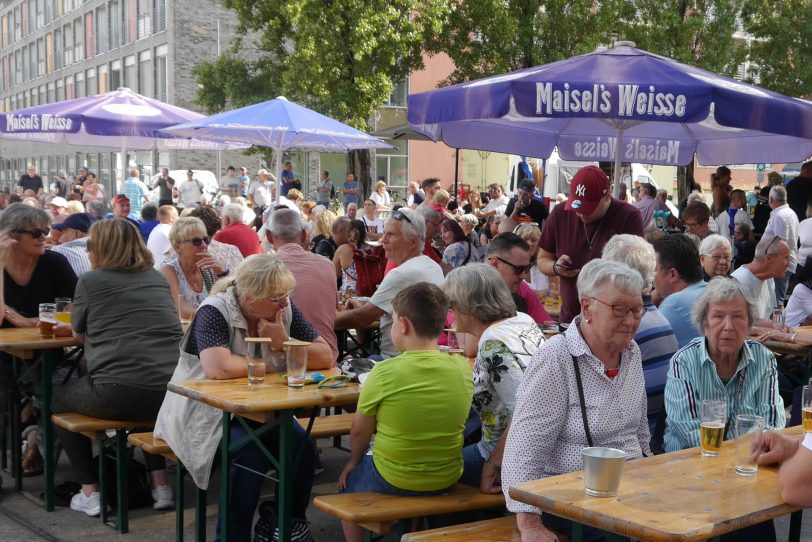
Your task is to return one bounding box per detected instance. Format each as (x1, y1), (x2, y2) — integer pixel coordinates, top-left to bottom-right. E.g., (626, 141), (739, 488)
(70, 491), (101, 517)
(151, 485), (174, 510)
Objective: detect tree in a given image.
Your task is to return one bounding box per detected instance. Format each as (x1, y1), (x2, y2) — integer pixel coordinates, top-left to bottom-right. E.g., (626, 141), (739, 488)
(740, 0), (812, 97)
(195, 0), (453, 200)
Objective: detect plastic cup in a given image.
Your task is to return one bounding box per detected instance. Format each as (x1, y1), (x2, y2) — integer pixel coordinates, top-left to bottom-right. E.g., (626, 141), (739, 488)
(734, 414), (764, 476)
(38, 303), (57, 338)
(285, 340), (309, 388)
(582, 447), (627, 497)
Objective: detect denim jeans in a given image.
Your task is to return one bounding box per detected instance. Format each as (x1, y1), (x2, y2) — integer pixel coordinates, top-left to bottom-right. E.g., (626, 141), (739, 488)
(342, 454), (450, 496)
(458, 443), (485, 487)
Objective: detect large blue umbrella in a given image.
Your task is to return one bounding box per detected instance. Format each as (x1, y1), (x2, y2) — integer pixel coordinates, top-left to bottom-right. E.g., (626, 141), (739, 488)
(160, 96), (393, 198)
(408, 43), (812, 195)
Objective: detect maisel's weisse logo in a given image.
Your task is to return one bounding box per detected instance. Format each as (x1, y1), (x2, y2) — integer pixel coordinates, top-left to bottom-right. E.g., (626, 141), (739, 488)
(4, 113), (74, 132)
(569, 136), (681, 164)
(535, 83), (688, 118)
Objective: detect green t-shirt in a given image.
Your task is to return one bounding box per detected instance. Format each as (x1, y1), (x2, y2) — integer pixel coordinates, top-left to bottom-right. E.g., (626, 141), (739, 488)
(358, 350), (473, 491)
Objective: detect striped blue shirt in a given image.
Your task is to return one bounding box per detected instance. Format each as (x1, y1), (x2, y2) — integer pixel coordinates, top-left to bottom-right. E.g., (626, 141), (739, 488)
(663, 337), (785, 452)
(636, 296), (679, 426)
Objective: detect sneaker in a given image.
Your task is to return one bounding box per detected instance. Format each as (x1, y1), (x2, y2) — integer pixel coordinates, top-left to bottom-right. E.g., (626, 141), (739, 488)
(151, 485), (174, 510)
(70, 491), (101, 517)
(272, 518), (315, 542)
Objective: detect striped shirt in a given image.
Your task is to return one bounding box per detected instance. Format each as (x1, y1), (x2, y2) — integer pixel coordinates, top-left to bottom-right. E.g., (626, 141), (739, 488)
(663, 337), (785, 453)
(636, 295), (679, 426)
(50, 237), (91, 276)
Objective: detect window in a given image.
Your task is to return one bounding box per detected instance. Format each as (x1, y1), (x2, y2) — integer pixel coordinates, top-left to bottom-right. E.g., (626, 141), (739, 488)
(75, 70), (84, 97)
(84, 12), (93, 58)
(56, 78), (64, 101)
(47, 81), (54, 102)
(138, 49), (151, 96)
(34, 0), (44, 29)
(65, 74), (74, 99)
(38, 85), (45, 104)
(1, 15), (7, 49)
(53, 27), (62, 70)
(37, 38), (44, 76)
(384, 78), (408, 108)
(123, 54), (135, 88)
(137, 0), (150, 39)
(95, 6), (108, 54)
(73, 18), (84, 62)
(30, 88), (38, 106)
(13, 6), (21, 42)
(98, 63), (108, 92)
(29, 44), (36, 80)
(63, 23), (74, 66)
(110, 0), (121, 49)
(26, 0), (34, 34)
(123, 0), (133, 44)
(86, 67), (97, 95)
(153, 0), (165, 33)
(154, 44), (167, 101)
(45, 32), (53, 73)
(110, 59), (121, 89)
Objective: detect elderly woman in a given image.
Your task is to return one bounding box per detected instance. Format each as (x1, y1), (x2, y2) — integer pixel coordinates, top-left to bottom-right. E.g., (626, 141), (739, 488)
(460, 214), (481, 249)
(440, 218), (481, 271)
(161, 217), (227, 319)
(155, 254), (333, 541)
(369, 180), (391, 210)
(445, 264), (544, 493)
(699, 234), (732, 280)
(502, 259), (650, 541)
(334, 219), (366, 293)
(54, 219), (182, 515)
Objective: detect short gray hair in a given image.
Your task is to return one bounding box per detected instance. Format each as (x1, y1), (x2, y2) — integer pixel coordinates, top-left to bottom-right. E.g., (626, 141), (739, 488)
(692, 276), (757, 333)
(0, 202), (50, 232)
(267, 208), (304, 243)
(698, 234), (731, 256)
(601, 234), (655, 292)
(769, 185), (787, 203)
(415, 204), (441, 227)
(391, 207), (426, 245)
(461, 214), (479, 227)
(754, 234), (783, 261)
(686, 191), (705, 205)
(576, 258), (645, 302)
(221, 203), (244, 223)
(443, 263), (516, 324)
(86, 199), (104, 217)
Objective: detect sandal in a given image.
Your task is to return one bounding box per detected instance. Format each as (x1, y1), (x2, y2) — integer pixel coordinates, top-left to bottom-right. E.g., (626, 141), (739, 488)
(22, 445), (43, 477)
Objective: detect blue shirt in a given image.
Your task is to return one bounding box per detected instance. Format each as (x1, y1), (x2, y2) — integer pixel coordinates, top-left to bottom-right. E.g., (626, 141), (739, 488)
(280, 169), (295, 197)
(140, 220), (159, 242)
(658, 281), (707, 348)
(663, 337), (785, 452)
(343, 180), (360, 206)
(636, 295), (679, 426)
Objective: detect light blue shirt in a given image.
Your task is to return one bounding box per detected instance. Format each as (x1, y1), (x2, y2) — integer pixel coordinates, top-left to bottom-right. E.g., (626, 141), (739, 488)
(658, 281), (707, 348)
(663, 337), (785, 453)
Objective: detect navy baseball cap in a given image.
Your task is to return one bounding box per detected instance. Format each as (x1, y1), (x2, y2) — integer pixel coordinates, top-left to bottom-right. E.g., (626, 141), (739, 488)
(53, 213), (92, 232)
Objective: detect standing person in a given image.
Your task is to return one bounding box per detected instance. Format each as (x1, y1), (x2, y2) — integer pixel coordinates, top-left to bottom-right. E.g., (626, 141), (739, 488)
(50, 172), (70, 198)
(147, 205), (179, 269)
(477, 184), (510, 219)
(315, 171), (333, 207)
(17, 164), (44, 196)
(538, 166), (645, 324)
(72, 167), (88, 196)
(786, 161), (812, 223)
(763, 185), (799, 304)
(122, 168), (149, 218)
(153, 168), (176, 207)
(214, 203), (262, 258)
(80, 172), (104, 203)
(280, 161), (295, 197)
(248, 169), (274, 230)
(54, 218), (181, 516)
(219, 166), (240, 198)
(715, 189), (753, 242)
(710, 166), (732, 217)
(753, 172), (783, 234)
(177, 170), (204, 209)
(406, 181), (424, 208)
(236, 167), (251, 197)
(341, 173), (359, 211)
(505, 179), (549, 226)
(360, 199), (384, 241)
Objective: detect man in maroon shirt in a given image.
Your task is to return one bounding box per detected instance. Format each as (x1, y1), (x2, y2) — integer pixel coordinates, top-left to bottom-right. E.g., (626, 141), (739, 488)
(213, 203), (261, 257)
(538, 166), (645, 324)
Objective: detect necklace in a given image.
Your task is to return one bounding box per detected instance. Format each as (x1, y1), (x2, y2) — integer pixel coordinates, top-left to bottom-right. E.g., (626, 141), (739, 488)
(582, 212), (608, 253)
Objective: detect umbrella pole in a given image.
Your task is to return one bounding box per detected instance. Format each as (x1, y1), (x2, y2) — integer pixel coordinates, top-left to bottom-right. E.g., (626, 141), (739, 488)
(274, 147), (283, 205)
(454, 148), (459, 202)
(612, 126), (624, 198)
(120, 143), (127, 194)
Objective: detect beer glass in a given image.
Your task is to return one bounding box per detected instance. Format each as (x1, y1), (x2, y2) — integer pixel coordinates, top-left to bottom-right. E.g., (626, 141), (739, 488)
(446, 330), (465, 355)
(38, 303), (57, 338)
(285, 340), (309, 388)
(55, 297), (72, 325)
(734, 414), (764, 476)
(699, 399), (727, 457)
(803, 385), (812, 433)
(178, 293), (199, 325)
(244, 340), (265, 390)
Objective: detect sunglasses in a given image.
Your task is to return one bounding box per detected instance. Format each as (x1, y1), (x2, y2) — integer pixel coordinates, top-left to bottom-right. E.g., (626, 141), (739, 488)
(391, 210), (413, 224)
(13, 228), (49, 238)
(183, 236), (212, 247)
(493, 256), (532, 276)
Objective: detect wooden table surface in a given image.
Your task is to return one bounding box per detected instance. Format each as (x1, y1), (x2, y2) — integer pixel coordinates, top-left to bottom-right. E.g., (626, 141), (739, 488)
(168, 368), (360, 423)
(0, 326), (80, 358)
(755, 324), (812, 356)
(509, 426), (804, 542)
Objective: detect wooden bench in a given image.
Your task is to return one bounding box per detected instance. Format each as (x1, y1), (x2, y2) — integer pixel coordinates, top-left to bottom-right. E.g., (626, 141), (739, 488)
(313, 483), (505, 537)
(52, 413), (154, 534)
(400, 516), (569, 542)
(297, 412), (354, 438)
(128, 432), (206, 542)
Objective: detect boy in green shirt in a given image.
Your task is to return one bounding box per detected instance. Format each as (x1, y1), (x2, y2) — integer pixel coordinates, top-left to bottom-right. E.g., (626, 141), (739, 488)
(337, 282), (473, 542)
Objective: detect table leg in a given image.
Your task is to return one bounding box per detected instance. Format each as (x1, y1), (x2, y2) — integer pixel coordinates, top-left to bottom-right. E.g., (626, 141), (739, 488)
(277, 409), (294, 542)
(11, 356), (22, 491)
(220, 413), (231, 542)
(789, 510), (803, 542)
(41, 350), (54, 511)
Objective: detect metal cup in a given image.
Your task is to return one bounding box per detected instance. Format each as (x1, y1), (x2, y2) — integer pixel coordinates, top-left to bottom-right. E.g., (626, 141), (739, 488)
(582, 447), (627, 497)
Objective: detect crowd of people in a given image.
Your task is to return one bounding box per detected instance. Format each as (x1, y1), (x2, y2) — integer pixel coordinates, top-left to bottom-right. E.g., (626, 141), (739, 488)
(1, 159), (811, 542)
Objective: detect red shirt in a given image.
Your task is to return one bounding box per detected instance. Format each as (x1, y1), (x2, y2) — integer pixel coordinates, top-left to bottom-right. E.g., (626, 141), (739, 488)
(213, 222), (261, 258)
(539, 199), (644, 324)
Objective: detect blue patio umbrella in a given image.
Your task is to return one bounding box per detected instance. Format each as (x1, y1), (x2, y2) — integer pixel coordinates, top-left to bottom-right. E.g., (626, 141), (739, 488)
(408, 42), (812, 196)
(160, 96), (393, 201)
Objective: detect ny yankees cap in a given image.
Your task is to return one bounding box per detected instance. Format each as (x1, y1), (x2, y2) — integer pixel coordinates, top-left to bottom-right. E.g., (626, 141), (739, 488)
(565, 166), (609, 215)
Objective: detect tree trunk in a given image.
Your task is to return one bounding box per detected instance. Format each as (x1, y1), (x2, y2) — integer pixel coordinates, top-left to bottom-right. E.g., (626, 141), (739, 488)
(676, 157), (696, 208)
(348, 149), (372, 203)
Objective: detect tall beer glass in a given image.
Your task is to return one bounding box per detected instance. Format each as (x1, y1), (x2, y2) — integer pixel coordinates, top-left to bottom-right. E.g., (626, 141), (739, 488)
(700, 399), (727, 457)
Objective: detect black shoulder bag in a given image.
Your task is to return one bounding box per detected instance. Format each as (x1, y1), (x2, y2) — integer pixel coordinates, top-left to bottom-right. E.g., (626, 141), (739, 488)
(571, 355), (594, 447)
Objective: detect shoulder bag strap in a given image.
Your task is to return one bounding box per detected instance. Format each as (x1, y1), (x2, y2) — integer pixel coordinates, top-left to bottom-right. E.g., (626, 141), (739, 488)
(462, 241), (472, 265)
(571, 355), (594, 447)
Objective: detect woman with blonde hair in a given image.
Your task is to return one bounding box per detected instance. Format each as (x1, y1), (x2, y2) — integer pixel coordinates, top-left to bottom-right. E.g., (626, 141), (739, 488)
(300, 200), (317, 221)
(513, 222), (548, 294)
(53, 218), (182, 516)
(311, 209), (337, 251)
(65, 200), (85, 214)
(370, 179), (391, 210)
(155, 254), (332, 541)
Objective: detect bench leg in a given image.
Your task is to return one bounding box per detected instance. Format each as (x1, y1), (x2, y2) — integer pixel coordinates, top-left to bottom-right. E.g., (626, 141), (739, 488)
(219, 413), (232, 542)
(789, 510), (803, 542)
(10, 358), (22, 491)
(115, 429), (129, 533)
(176, 463), (185, 542)
(41, 350), (55, 512)
(195, 485), (207, 542)
(1, 402), (8, 470)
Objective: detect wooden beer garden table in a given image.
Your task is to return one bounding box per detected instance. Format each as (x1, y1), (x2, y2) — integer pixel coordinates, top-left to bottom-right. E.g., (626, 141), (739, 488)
(0, 326), (80, 511)
(509, 425), (805, 542)
(167, 369), (360, 542)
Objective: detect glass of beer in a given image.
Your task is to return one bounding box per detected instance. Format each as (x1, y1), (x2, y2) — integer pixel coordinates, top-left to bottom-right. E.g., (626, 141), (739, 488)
(803, 385), (812, 433)
(446, 330), (465, 355)
(55, 297), (72, 325)
(38, 303), (57, 338)
(700, 399), (727, 457)
(734, 414), (764, 476)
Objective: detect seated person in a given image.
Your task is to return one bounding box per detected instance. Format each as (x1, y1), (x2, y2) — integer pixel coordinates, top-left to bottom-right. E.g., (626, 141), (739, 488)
(337, 282), (473, 542)
(444, 264), (543, 492)
(154, 255), (333, 541)
(786, 256), (812, 327)
(486, 233), (551, 324)
(53, 219), (182, 515)
(757, 430), (812, 507)
(699, 234), (732, 281)
(731, 235), (789, 324)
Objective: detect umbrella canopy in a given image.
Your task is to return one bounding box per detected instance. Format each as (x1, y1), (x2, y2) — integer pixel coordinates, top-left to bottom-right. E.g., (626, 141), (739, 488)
(160, 96), (393, 199)
(408, 43), (812, 194)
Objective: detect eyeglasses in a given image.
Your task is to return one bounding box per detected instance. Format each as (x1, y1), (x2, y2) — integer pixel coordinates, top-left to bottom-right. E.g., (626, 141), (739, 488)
(492, 256), (532, 276)
(183, 236), (212, 247)
(269, 290), (294, 303)
(13, 228), (49, 238)
(763, 235), (782, 254)
(391, 210), (413, 224)
(590, 297), (647, 319)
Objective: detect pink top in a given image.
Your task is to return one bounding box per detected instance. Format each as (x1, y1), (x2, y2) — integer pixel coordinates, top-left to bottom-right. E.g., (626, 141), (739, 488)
(518, 281), (552, 324)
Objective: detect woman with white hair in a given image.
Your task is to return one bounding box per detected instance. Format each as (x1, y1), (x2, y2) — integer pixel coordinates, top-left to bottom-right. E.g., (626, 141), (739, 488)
(460, 214), (480, 249)
(698, 234), (732, 280)
(602, 234), (678, 451)
(502, 259), (650, 541)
